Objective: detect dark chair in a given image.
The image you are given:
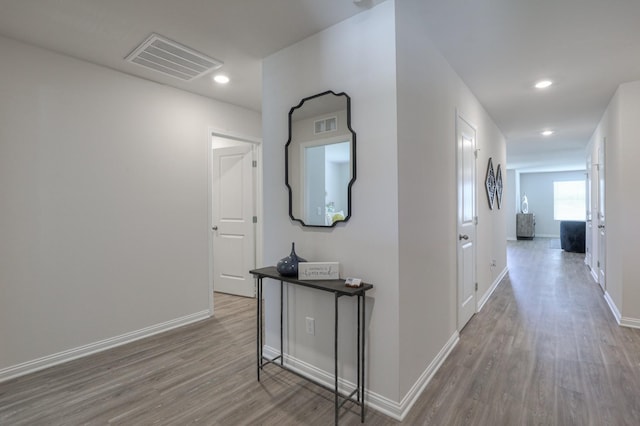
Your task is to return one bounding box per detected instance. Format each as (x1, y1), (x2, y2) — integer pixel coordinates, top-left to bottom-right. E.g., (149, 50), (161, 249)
(560, 221), (586, 253)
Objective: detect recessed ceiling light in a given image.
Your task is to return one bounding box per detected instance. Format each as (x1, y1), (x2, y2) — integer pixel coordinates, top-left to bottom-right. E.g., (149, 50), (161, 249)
(213, 74), (230, 84)
(535, 80), (553, 89)
(541, 130), (554, 136)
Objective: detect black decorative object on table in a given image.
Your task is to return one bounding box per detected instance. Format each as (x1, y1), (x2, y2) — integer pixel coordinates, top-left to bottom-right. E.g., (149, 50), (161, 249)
(276, 242), (307, 276)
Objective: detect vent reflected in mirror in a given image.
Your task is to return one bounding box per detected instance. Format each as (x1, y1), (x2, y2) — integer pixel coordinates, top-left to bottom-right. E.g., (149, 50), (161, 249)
(286, 91), (356, 227)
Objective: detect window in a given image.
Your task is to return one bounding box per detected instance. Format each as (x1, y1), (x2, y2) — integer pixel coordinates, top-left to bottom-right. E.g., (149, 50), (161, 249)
(553, 180), (586, 220)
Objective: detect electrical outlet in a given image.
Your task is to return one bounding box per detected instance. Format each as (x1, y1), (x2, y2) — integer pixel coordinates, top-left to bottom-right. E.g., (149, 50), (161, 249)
(305, 317), (315, 335)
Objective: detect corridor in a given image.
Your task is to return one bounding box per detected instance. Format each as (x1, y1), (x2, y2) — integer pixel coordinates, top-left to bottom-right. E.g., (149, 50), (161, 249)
(404, 239), (640, 424)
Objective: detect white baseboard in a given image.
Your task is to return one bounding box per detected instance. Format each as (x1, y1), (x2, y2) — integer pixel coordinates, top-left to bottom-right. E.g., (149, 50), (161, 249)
(602, 292), (640, 329)
(590, 267), (598, 283)
(262, 345), (358, 398)
(604, 291), (621, 324)
(394, 332), (459, 420)
(262, 345), (401, 419)
(478, 267), (508, 312)
(620, 316), (640, 329)
(0, 310), (210, 383)
(264, 331), (459, 421)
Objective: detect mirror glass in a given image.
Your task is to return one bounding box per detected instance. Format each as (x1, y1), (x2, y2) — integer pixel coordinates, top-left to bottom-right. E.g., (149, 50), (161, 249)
(286, 91), (356, 227)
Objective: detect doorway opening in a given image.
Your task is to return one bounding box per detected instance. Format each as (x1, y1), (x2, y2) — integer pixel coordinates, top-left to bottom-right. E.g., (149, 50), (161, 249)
(208, 130), (262, 315)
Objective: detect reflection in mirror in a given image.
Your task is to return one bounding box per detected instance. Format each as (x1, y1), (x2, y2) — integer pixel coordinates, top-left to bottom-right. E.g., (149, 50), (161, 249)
(286, 91), (356, 227)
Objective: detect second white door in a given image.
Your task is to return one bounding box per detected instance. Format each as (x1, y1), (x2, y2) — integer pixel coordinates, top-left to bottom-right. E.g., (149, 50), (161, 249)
(456, 114), (477, 330)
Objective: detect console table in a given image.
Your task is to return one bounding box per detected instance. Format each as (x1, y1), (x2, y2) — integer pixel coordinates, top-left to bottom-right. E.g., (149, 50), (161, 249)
(249, 266), (373, 425)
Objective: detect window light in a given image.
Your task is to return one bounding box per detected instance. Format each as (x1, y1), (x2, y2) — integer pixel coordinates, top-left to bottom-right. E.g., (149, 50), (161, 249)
(553, 180), (586, 221)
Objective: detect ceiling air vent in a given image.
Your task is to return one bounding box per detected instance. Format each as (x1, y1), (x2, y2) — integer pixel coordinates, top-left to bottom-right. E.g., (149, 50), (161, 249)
(125, 33), (223, 81)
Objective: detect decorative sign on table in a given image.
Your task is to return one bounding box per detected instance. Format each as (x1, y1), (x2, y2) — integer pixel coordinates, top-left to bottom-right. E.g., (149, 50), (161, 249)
(298, 262), (340, 280)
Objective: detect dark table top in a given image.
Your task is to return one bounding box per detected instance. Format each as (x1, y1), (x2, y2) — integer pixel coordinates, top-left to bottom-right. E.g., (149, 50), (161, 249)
(250, 266), (373, 296)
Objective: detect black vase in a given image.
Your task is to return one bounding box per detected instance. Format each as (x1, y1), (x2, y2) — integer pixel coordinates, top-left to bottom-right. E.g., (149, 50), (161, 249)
(276, 242), (307, 277)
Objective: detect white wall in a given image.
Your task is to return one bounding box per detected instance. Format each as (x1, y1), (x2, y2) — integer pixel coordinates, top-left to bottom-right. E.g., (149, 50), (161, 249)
(617, 81), (640, 321)
(262, 1), (401, 402)
(506, 169), (518, 239)
(0, 36), (261, 375)
(395, 0), (507, 397)
(603, 89), (622, 316)
(586, 80), (640, 324)
(262, 0), (508, 412)
(519, 170), (586, 237)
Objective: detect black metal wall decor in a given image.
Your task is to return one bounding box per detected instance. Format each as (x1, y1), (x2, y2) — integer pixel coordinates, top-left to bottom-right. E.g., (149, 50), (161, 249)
(485, 157), (496, 209)
(495, 164), (504, 209)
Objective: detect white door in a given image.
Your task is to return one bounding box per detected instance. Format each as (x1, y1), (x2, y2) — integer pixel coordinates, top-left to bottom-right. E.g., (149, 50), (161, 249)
(585, 155), (592, 267)
(597, 138), (606, 291)
(212, 144), (255, 297)
(456, 114), (477, 330)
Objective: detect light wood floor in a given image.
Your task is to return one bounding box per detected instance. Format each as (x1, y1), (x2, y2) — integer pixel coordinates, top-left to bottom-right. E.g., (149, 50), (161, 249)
(2, 240), (640, 425)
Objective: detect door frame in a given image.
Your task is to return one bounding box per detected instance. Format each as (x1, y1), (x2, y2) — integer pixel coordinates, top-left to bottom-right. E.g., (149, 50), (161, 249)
(585, 155), (593, 267)
(207, 127), (263, 315)
(597, 137), (606, 292)
(298, 136), (351, 225)
(455, 110), (478, 330)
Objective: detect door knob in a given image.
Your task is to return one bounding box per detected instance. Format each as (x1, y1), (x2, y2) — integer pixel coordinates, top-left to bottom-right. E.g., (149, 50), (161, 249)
(459, 234), (469, 240)
(212, 226), (218, 231)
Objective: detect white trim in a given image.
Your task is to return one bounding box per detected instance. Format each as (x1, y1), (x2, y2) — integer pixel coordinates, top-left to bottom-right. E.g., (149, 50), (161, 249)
(620, 316), (640, 329)
(590, 267), (598, 283)
(394, 331), (460, 420)
(603, 291), (621, 324)
(264, 331), (459, 421)
(211, 128), (262, 145)
(263, 345), (357, 397)
(478, 267), (508, 312)
(603, 292), (640, 329)
(0, 310), (209, 383)
(207, 127), (215, 315)
(254, 143), (264, 270)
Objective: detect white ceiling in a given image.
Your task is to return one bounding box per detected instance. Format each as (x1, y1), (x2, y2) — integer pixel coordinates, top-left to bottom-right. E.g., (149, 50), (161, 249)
(1, 0), (639, 173)
(415, 0), (640, 172)
(0, 0), (383, 112)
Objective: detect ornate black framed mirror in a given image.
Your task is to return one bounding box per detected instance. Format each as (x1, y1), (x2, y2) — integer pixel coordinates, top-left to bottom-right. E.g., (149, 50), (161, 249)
(286, 91), (356, 227)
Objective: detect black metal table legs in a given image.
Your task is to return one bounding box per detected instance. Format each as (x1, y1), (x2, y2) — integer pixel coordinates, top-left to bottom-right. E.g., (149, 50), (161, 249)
(257, 276), (261, 381)
(361, 293), (366, 422)
(255, 276), (367, 425)
(334, 291), (339, 425)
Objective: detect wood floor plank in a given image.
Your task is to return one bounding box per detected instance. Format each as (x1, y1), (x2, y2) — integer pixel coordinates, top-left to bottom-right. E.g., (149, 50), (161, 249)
(2, 239), (640, 424)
